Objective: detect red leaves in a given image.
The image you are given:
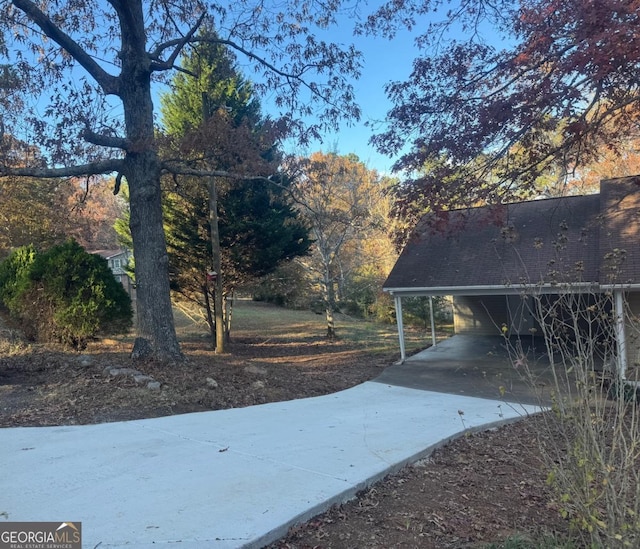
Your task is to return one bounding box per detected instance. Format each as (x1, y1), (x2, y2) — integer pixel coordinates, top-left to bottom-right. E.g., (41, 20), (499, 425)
(369, 0), (640, 220)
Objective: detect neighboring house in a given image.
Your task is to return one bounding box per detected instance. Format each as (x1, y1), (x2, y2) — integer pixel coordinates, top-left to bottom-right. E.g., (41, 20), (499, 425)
(383, 176), (640, 381)
(93, 249), (135, 298)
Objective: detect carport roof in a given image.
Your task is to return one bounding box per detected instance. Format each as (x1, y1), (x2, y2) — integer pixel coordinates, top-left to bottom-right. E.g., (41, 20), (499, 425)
(384, 176), (640, 296)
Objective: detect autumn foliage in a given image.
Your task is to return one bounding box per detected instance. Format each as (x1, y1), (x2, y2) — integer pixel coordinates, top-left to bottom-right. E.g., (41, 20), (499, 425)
(366, 0), (640, 216)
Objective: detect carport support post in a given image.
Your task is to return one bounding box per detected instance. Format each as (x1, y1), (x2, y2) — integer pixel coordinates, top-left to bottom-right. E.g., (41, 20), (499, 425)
(393, 295), (406, 362)
(429, 296), (437, 347)
(614, 289), (628, 380)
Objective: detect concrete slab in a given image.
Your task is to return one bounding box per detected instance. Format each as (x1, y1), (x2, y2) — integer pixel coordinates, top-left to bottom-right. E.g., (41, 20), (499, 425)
(1, 381), (539, 548)
(375, 335), (557, 405)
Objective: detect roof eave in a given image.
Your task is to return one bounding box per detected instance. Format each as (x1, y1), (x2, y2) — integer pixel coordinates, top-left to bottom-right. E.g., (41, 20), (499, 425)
(383, 282), (604, 297)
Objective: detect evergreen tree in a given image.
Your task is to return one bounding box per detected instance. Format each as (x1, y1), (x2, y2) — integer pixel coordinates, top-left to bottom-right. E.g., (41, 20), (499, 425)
(0, 240), (132, 348)
(161, 35), (261, 138)
(159, 32), (311, 349)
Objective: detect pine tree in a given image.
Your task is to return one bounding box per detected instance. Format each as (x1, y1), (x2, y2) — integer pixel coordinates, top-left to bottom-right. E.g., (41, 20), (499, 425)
(159, 32), (311, 349)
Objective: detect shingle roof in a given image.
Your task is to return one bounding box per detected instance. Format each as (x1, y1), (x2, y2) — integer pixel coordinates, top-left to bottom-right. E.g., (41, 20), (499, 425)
(91, 249), (128, 260)
(384, 176), (640, 294)
(599, 177), (640, 285)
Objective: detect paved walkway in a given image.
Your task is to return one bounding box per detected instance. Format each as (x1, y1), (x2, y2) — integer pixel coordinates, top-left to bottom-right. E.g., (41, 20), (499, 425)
(1, 380), (538, 548)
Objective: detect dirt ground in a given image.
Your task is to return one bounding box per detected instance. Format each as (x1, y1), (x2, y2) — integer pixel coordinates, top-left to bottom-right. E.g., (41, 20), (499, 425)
(0, 308), (573, 548)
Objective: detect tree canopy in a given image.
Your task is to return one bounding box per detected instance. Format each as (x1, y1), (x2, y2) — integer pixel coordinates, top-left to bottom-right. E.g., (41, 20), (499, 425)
(0, 136), (125, 257)
(366, 0), (640, 214)
(0, 0), (361, 359)
(293, 152), (394, 337)
(164, 177), (311, 287)
(160, 32), (262, 139)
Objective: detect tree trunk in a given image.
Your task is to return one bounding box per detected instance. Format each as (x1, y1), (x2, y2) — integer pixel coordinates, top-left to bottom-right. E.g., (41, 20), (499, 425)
(323, 265), (337, 339)
(224, 293), (233, 343)
(120, 1), (182, 360)
(208, 177), (225, 353)
(203, 283), (216, 349)
(126, 150), (182, 360)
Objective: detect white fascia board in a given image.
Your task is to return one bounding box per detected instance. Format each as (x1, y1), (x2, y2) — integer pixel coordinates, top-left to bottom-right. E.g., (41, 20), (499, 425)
(601, 284), (640, 291)
(383, 282), (600, 297)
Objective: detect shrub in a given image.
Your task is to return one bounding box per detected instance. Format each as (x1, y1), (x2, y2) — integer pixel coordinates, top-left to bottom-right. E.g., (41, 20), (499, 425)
(0, 245), (37, 315)
(0, 240), (133, 348)
(340, 273), (384, 319)
(509, 290), (640, 548)
(402, 296), (452, 329)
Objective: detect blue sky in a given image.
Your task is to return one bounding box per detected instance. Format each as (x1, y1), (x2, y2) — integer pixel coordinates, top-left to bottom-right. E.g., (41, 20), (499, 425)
(267, 23), (421, 175)
(319, 30), (417, 174)
(259, 5), (510, 175)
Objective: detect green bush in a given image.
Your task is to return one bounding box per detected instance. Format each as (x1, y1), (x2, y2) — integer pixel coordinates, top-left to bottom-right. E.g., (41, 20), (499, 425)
(0, 244), (37, 315)
(0, 240), (133, 348)
(403, 296), (452, 329)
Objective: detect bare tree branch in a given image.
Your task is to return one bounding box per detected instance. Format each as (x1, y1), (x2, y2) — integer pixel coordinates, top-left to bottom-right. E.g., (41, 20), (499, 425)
(150, 34), (297, 80)
(215, 37), (305, 80)
(0, 159), (124, 178)
(149, 12), (207, 71)
(160, 161), (309, 209)
(82, 128), (130, 150)
(161, 161), (275, 182)
(12, 0), (120, 95)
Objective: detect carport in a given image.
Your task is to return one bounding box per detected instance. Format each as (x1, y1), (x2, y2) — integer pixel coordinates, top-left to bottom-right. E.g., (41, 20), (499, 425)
(374, 334), (553, 405)
(383, 176), (640, 385)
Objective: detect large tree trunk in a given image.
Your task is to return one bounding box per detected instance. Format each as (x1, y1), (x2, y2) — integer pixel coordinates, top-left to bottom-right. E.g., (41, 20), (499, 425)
(119, 1), (182, 360)
(126, 150), (182, 360)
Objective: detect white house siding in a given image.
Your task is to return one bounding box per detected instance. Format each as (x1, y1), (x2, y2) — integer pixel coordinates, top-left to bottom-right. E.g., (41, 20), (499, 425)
(92, 249), (136, 301)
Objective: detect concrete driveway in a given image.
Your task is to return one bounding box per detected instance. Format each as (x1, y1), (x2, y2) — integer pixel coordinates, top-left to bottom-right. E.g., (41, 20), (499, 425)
(1, 379), (539, 548)
(374, 334), (557, 405)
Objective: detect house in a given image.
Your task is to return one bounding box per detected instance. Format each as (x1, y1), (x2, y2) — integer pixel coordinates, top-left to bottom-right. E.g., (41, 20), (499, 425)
(92, 248), (135, 297)
(383, 176), (640, 381)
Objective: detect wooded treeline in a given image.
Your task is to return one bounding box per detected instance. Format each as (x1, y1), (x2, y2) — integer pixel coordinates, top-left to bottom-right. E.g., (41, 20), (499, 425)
(0, 31), (401, 345)
(0, 140), (401, 342)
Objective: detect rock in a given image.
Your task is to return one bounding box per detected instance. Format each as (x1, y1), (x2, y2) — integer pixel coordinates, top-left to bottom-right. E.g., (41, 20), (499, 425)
(252, 380), (266, 390)
(104, 367), (141, 377)
(206, 377), (218, 388)
(77, 355), (94, 367)
(102, 366), (160, 390)
(133, 374), (155, 385)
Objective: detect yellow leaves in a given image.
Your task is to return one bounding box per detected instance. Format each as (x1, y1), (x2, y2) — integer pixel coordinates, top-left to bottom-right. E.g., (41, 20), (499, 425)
(594, 518), (607, 530)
